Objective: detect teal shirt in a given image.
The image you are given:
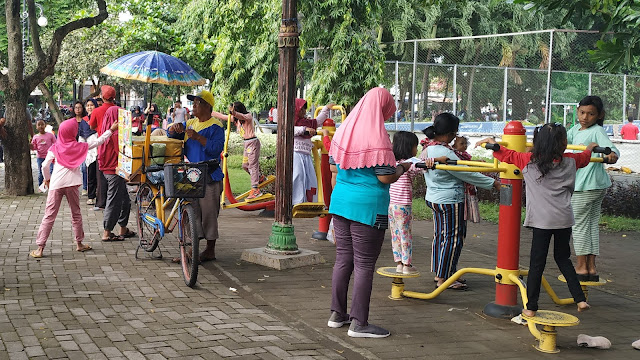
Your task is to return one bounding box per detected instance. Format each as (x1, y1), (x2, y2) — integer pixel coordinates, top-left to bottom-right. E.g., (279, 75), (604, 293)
(329, 166), (390, 227)
(421, 145), (496, 204)
(567, 124), (619, 191)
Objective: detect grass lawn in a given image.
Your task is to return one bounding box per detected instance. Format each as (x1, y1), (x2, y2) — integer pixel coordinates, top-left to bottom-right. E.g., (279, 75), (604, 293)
(412, 198), (640, 232)
(226, 154), (252, 195)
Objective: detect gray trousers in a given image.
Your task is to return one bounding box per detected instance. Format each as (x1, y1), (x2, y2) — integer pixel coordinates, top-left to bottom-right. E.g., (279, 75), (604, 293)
(103, 174), (131, 232)
(191, 181), (223, 241)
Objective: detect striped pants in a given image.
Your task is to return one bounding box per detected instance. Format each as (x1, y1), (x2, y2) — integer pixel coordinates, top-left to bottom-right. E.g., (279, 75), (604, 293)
(427, 201), (466, 279)
(571, 189), (606, 256)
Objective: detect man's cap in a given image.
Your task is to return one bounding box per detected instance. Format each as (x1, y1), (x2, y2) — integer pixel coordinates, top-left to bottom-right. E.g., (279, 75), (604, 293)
(101, 85), (116, 101)
(187, 90), (214, 109)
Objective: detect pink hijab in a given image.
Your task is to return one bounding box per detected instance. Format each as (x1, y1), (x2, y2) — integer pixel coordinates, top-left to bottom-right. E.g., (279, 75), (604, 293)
(50, 119), (88, 169)
(329, 87), (396, 169)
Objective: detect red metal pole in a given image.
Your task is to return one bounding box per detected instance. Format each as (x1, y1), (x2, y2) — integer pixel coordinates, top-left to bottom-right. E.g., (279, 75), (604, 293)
(312, 118), (335, 240)
(484, 121), (526, 319)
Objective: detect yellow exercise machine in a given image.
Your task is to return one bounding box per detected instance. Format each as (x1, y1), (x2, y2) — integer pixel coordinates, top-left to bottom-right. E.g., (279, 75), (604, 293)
(377, 121), (611, 353)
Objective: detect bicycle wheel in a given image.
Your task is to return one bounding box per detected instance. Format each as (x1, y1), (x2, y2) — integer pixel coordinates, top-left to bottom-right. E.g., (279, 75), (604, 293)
(180, 203), (200, 287)
(136, 183), (161, 252)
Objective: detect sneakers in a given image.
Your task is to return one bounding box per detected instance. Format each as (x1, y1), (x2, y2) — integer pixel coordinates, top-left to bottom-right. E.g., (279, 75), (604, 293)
(396, 264), (404, 273)
(403, 265), (418, 274)
(87, 198), (95, 205)
(81, 189), (88, 196)
(246, 188), (263, 200)
(258, 175), (266, 184)
(347, 322), (390, 338)
(327, 311), (351, 328)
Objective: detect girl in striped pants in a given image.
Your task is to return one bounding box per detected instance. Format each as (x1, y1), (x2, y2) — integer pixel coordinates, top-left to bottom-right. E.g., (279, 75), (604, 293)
(421, 114), (500, 290)
(568, 96), (619, 282)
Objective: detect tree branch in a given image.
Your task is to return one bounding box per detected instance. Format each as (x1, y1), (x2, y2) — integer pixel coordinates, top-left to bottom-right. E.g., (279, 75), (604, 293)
(26, 0), (108, 91)
(26, 0), (46, 64)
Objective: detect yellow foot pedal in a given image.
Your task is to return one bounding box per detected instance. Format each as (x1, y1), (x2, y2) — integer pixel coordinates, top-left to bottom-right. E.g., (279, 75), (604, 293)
(376, 266), (421, 300)
(522, 310), (579, 354)
(292, 202), (328, 218)
(558, 275), (607, 302)
(245, 193), (275, 203)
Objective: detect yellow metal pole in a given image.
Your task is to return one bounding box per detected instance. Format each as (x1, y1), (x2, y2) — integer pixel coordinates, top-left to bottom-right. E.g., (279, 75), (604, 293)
(402, 268), (496, 299)
(220, 114), (233, 207)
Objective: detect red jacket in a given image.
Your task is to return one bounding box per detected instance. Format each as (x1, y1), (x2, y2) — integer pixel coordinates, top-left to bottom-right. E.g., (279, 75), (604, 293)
(98, 106), (120, 174)
(89, 102), (115, 134)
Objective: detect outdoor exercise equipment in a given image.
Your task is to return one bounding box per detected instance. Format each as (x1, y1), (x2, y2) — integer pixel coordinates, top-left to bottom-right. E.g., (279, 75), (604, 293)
(310, 105), (345, 239)
(377, 121), (611, 353)
(220, 114), (276, 211)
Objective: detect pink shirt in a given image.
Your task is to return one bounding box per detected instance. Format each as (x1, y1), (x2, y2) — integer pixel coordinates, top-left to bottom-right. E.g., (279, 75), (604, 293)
(42, 130), (113, 190)
(621, 122), (639, 140)
(389, 161), (422, 206)
(31, 132), (56, 158)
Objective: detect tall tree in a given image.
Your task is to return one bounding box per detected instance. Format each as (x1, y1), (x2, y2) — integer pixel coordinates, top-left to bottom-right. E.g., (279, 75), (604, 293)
(0, 0), (108, 195)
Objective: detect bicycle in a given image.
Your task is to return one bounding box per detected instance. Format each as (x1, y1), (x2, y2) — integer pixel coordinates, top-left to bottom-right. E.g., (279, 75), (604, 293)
(135, 159), (219, 287)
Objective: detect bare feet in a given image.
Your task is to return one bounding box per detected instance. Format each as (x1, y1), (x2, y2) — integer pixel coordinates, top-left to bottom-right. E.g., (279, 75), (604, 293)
(577, 301), (591, 312)
(522, 309), (536, 317)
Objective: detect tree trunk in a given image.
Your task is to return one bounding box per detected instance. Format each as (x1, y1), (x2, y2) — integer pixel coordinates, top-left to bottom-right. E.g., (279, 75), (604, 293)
(465, 44), (482, 121)
(4, 94), (35, 195)
(39, 83), (64, 124)
(115, 83), (121, 105)
(78, 80), (84, 101)
(419, 49), (433, 121)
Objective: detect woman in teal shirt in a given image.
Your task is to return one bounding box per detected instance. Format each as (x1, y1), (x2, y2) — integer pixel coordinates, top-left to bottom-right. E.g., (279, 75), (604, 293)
(568, 96), (619, 282)
(327, 88), (410, 339)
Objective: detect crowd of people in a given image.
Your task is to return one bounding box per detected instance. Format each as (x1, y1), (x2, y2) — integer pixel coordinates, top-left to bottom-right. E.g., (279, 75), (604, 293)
(325, 90), (619, 339)
(21, 85), (626, 342)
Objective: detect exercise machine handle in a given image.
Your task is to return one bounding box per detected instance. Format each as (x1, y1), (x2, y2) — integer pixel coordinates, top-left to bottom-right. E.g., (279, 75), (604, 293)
(592, 146), (611, 155)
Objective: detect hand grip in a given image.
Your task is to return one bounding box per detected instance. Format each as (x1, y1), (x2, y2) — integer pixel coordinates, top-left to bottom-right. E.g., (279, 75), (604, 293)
(592, 146), (611, 155)
(484, 143), (501, 151)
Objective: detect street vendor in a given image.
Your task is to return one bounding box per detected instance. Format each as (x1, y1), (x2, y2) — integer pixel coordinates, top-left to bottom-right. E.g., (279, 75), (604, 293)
(168, 90), (225, 262)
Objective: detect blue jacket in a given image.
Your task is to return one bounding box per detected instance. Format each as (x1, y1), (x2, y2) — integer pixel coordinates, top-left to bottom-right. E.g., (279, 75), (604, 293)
(168, 118), (225, 182)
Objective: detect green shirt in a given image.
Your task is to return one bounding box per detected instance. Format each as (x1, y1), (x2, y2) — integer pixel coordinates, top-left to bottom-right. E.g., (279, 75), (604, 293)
(567, 124), (619, 191)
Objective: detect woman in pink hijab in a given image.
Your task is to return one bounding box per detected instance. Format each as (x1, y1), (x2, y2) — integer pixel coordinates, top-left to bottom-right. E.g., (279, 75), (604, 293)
(326, 88), (411, 338)
(30, 119), (118, 258)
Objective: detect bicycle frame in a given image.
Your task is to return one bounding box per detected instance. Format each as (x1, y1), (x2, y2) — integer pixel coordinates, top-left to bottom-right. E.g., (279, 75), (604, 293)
(140, 182), (188, 238)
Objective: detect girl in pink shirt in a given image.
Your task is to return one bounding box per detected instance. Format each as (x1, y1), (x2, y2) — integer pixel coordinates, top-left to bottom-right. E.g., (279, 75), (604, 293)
(388, 131), (446, 274)
(30, 119), (118, 258)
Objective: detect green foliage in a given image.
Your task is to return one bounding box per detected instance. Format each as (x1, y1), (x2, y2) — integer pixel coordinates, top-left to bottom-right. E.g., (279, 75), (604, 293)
(518, 0), (640, 72)
(176, 0), (280, 113)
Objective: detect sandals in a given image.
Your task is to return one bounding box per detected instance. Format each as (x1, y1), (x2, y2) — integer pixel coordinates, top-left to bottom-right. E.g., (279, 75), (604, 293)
(120, 230), (137, 239)
(76, 245), (92, 252)
(29, 250), (43, 258)
(447, 281), (468, 291)
(102, 233), (124, 242)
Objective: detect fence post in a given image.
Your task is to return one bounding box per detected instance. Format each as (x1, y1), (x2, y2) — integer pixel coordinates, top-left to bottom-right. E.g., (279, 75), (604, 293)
(623, 74), (627, 123)
(395, 61), (399, 130)
(411, 40), (418, 131)
(503, 66), (508, 122)
(544, 30), (554, 124)
(588, 72), (592, 95)
(452, 64), (458, 117)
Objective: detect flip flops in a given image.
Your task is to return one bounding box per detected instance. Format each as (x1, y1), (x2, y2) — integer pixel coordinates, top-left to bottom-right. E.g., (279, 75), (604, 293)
(102, 233), (124, 242)
(29, 250), (43, 258)
(121, 230), (137, 239)
(76, 245), (92, 252)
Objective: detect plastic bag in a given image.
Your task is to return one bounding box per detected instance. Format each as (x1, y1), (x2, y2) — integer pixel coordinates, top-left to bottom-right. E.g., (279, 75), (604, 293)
(326, 218), (336, 244)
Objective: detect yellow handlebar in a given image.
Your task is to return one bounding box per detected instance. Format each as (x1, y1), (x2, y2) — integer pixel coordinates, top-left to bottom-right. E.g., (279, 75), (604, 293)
(313, 105), (346, 122)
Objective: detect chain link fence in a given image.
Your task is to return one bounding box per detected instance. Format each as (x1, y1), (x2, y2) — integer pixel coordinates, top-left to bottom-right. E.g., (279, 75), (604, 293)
(380, 29), (640, 173)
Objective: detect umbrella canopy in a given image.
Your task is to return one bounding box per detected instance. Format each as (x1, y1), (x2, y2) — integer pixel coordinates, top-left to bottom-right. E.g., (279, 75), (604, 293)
(100, 51), (206, 86)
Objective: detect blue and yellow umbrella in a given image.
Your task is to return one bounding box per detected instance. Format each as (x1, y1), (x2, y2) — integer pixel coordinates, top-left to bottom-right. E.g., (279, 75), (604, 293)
(100, 51), (206, 86)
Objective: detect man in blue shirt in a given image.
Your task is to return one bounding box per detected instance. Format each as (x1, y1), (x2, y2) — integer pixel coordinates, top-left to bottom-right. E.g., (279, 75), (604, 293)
(169, 90), (225, 262)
